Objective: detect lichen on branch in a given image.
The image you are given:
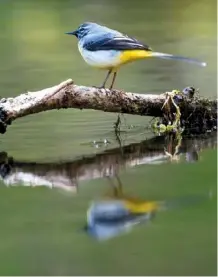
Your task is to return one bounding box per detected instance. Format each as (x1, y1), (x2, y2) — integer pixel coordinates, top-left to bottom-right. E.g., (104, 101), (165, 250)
(0, 79), (217, 135)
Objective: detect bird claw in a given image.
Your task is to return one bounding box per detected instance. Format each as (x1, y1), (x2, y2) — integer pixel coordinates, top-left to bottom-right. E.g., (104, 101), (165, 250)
(92, 85), (105, 89)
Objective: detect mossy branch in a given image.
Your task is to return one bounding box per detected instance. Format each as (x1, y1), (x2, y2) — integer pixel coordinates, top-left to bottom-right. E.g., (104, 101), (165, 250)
(0, 79), (217, 135)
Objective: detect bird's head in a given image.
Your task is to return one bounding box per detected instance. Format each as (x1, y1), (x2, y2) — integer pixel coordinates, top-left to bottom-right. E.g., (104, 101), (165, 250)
(65, 22), (98, 40)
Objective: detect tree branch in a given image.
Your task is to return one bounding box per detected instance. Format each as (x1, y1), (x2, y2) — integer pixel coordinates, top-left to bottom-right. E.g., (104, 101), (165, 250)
(0, 79), (217, 134)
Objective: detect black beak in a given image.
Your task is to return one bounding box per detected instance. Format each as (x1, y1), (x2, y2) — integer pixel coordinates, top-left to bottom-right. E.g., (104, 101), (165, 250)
(65, 30), (78, 37)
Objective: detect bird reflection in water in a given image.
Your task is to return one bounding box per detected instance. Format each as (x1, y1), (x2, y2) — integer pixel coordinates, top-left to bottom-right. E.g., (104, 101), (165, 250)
(84, 175), (165, 241)
(83, 173), (212, 241)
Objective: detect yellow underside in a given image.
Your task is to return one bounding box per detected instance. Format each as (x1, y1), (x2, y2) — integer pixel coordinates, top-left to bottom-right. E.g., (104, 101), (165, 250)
(119, 49), (152, 66)
(123, 200), (159, 214)
(96, 50), (153, 71)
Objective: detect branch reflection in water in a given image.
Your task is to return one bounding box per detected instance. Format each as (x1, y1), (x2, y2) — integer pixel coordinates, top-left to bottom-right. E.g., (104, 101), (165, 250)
(0, 133), (216, 192)
(0, 133), (216, 240)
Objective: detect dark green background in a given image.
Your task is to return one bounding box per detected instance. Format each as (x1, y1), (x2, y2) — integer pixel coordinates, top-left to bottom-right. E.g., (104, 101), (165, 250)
(0, 0), (217, 275)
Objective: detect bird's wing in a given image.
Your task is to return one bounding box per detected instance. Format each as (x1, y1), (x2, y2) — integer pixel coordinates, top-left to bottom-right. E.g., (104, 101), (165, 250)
(83, 33), (152, 52)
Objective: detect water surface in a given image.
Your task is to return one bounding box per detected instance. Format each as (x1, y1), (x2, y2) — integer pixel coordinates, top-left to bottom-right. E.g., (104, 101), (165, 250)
(0, 0), (217, 275)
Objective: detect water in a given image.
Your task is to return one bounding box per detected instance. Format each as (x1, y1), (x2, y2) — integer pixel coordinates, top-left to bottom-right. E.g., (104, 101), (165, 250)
(0, 0), (217, 275)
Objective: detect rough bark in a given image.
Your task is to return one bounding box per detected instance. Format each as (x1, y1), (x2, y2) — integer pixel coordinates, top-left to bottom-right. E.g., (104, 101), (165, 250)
(0, 79), (217, 134)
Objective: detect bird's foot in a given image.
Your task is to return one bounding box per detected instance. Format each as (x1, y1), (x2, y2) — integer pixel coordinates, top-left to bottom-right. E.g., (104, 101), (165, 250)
(92, 85), (106, 90)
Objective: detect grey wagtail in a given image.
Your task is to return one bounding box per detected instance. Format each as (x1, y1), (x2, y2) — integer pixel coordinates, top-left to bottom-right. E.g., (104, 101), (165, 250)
(66, 22), (207, 90)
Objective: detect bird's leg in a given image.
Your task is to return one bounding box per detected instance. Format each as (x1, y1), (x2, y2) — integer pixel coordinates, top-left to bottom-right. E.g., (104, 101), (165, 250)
(115, 174), (123, 196)
(100, 69), (112, 88)
(106, 176), (119, 197)
(110, 71), (122, 131)
(109, 72), (117, 90)
(93, 70), (112, 89)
